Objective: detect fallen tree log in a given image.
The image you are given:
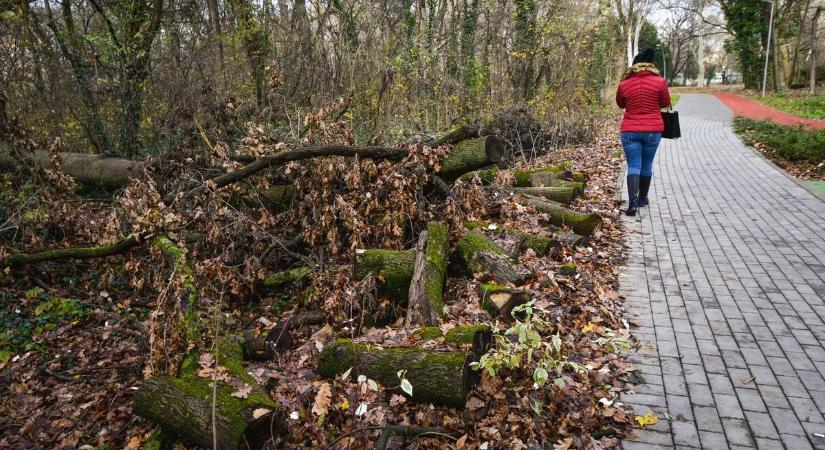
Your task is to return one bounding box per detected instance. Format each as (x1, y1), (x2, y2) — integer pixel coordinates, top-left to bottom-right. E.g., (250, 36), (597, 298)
(354, 248), (415, 304)
(436, 136), (505, 183)
(510, 229), (562, 258)
(455, 231), (533, 285)
(406, 222), (449, 326)
(415, 324), (492, 359)
(519, 196), (602, 237)
(464, 222), (562, 258)
(513, 166), (587, 187)
(458, 166), (498, 185)
(5, 146), (408, 269)
(480, 284), (531, 320)
(432, 122), (483, 147)
(262, 266), (310, 288)
(0, 150), (146, 189)
(0, 235), (142, 268)
(241, 184), (295, 212)
(243, 311), (326, 360)
(548, 225), (588, 248)
(133, 337), (286, 450)
(317, 338), (478, 407)
(502, 186), (580, 205)
(176, 145), (407, 203)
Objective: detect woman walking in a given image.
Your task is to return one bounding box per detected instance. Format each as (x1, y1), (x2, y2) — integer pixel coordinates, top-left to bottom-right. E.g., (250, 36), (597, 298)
(615, 48), (671, 216)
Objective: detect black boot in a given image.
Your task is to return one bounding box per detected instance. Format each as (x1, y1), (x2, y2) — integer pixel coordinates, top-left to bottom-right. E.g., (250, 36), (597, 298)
(638, 176), (652, 207)
(626, 174), (640, 216)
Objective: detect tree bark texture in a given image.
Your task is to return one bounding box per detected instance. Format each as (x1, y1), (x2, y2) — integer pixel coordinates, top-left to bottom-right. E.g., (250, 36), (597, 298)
(133, 337), (286, 450)
(317, 338), (478, 407)
(406, 222), (449, 326)
(436, 136), (505, 182)
(519, 196), (602, 236)
(455, 230), (533, 285)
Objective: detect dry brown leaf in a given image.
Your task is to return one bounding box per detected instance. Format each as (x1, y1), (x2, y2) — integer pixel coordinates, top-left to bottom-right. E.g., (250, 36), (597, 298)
(312, 382), (332, 417)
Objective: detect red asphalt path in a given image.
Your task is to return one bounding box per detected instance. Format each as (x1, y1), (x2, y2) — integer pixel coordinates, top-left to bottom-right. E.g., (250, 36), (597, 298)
(712, 92), (825, 131)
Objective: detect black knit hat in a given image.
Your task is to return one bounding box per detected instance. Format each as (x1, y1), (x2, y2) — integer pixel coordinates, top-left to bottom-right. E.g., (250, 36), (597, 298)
(632, 48), (656, 65)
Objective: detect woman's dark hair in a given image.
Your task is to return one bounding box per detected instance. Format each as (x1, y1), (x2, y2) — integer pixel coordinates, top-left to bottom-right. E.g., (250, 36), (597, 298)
(632, 48), (656, 65)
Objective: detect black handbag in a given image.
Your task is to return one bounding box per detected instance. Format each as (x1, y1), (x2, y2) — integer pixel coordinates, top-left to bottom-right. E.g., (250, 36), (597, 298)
(662, 104), (681, 139)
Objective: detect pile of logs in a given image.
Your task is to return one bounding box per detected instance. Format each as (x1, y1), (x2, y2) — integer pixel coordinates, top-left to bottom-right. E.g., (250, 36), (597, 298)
(1, 124), (604, 448)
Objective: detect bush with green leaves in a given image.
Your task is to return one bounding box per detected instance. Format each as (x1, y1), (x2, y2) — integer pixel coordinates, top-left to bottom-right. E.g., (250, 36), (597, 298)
(734, 118), (825, 164)
(470, 301), (586, 390)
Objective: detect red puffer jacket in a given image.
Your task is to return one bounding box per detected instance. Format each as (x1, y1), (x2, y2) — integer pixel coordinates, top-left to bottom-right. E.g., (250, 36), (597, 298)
(616, 70), (671, 132)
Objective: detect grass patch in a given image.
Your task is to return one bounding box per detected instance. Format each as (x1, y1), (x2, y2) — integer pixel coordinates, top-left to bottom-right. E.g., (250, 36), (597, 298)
(670, 94), (680, 107)
(733, 117), (825, 167)
(751, 93), (825, 120)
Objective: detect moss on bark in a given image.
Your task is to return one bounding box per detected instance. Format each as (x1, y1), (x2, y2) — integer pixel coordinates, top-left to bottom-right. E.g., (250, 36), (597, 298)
(354, 249), (415, 304)
(317, 338), (475, 407)
(262, 266), (310, 287)
(520, 196), (602, 236)
(458, 166), (498, 185)
(513, 166), (587, 187)
(133, 337), (284, 450)
(437, 136), (505, 182)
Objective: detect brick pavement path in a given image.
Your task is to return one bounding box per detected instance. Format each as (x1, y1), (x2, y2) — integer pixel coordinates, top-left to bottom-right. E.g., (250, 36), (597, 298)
(619, 94), (825, 450)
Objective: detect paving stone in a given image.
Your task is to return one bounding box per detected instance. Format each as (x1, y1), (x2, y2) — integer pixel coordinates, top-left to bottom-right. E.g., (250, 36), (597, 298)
(758, 385), (792, 409)
(736, 388), (768, 412)
(753, 438), (784, 449)
(779, 433), (815, 450)
(768, 406), (805, 436)
(699, 431), (729, 450)
(744, 411), (779, 439)
(671, 421), (701, 447)
(693, 405), (724, 432)
(721, 418), (755, 447)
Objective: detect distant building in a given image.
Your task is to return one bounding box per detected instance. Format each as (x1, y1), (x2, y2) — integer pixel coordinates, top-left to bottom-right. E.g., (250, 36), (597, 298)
(710, 70), (742, 85)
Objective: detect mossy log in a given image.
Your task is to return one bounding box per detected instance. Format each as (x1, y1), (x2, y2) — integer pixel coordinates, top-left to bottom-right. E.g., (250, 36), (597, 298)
(243, 311), (326, 360)
(317, 338), (478, 407)
(133, 337), (286, 450)
(245, 185), (295, 212)
(520, 196), (602, 237)
(375, 425), (452, 450)
(437, 136), (505, 182)
(432, 122), (482, 146)
(153, 235), (200, 342)
(455, 231), (533, 286)
(414, 324), (492, 358)
(480, 284), (531, 321)
(262, 266), (310, 288)
(0, 150), (145, 189)
(0, 235), (142, 268)
(458, 166), (498, 185)
(509, 229), (562, 258)
(548, 225), (588, 248)
(502, 186), (580, 205)
(513, 167), (587, 188)
(354, 249), (415, 304)
(406, 222), (449, 326)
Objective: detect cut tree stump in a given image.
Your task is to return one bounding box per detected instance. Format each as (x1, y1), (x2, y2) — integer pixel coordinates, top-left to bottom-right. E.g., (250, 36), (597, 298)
(317, 338), (478, 407)
(133, 337), (286, 450)
(455, 230), (533, 286)
(406, 222), (450, 326)
(519, 196), (602, 236)
(437, 136), (505, 182)
(480, 284), (531, 320)
(502, 186), (580, 205)
(354, 248), (415, 304)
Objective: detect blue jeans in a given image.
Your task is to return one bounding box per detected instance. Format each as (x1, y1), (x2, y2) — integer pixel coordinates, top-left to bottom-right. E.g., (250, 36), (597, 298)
(621, 132), (661, 177)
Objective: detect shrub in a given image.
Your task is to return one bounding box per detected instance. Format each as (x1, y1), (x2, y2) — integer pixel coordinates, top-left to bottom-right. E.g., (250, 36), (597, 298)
(733, 118), (825, 164)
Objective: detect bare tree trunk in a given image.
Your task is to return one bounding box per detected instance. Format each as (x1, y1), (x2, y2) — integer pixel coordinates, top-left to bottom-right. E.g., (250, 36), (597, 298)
(811, 7), (823, 95)
(696, 34), (705, 87)
(789, 0), (811, 88)
(207, 0), (226, 84)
